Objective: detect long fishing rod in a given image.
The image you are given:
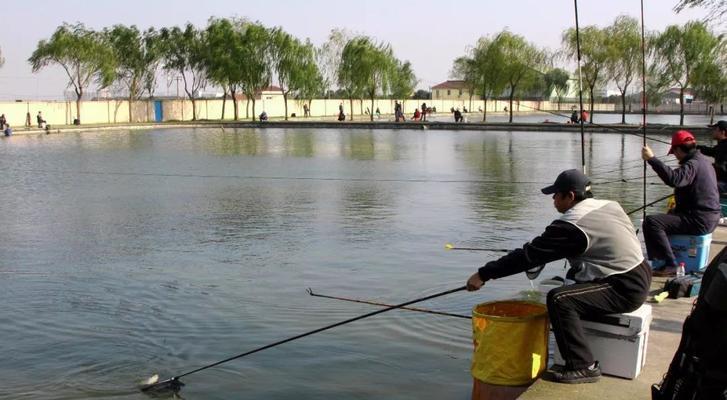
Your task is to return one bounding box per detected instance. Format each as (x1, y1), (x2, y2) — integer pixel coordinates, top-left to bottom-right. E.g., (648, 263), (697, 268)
(574, 0), (586, 174)
(640, 0), (649, 221)
(307, 288), (471, 319)
(444, 243), (509, 252)
(140, 285), (467, 394)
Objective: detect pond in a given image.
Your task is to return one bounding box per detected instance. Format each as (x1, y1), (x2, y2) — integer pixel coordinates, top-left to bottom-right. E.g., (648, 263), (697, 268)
(0, 127), (677, 399)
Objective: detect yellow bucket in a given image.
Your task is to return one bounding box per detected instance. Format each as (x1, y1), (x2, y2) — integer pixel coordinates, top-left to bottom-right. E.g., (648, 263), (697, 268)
(471, 300), (549, 386)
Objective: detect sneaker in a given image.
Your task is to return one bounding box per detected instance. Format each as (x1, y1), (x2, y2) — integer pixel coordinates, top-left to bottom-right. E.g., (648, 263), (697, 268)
(551, 362), (601, 384)
(652, 266), (677, 277)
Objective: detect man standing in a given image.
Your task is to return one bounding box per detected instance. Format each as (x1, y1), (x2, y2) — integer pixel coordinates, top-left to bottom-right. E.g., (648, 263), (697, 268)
(642, 130), (721, 276)
(697, 120), (727, 193)
(421, 102), (427, 122)
(466, 169), (650, 384)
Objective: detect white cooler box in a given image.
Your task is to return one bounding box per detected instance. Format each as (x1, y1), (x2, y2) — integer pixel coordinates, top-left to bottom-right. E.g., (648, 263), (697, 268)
(552, 304), (652, 379)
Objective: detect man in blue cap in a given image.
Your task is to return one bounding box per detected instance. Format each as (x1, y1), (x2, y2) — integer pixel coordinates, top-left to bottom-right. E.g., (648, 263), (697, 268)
(466, 169), (651, 384)
(697, 120), (727, 194)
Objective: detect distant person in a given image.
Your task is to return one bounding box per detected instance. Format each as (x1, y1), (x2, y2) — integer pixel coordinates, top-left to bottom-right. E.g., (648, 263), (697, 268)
(581, 110), (589, 123)
(0, 114), (6, 129)
(421, 102), (427, 122)
(37, 111), (46, 128)
(375, 107), (381, 119)
(570, 106), (579, 124)
(504, 106), (508, 113)
(413, 108), (421, 121)
(642, 130), (721, 276)
(697, 120), (727, 193)
(259, 111), (268, 121)
(303, 103), (309, 117)
(463, 106), (468, 113)
(454, 108), (463, 123)
(4, 124), (12, 136)
(338, 103), (345, 121)
(394, 101), (403, 122)
(25, 112), (32, 127)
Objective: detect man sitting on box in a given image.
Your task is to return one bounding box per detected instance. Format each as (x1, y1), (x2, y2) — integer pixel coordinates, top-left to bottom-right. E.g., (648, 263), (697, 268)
(642, 130), (721, 277)
(466, 169), (651, 384)
(697, 120), (727, 194)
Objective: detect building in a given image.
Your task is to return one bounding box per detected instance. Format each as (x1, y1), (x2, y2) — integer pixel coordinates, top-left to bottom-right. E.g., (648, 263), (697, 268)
(432, 80), (474, 100)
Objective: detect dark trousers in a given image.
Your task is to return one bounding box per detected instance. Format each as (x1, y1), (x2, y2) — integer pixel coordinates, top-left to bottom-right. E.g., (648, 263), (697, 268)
(547, 262), (651, 369)
(643, 212), (719, 267)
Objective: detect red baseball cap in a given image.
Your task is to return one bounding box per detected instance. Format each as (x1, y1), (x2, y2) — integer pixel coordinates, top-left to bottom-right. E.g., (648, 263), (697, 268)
(668, 130), (695, 154)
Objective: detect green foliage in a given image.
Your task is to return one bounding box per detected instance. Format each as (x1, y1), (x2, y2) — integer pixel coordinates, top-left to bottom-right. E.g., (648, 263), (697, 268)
(651, 21), (722, 124)
(497, 31), (546, 122)
(605, 16), (642, 123)
(269, 28), (322, 119)
(159, 23), (208, 120)
(562, 25), (609, 121)
(29, 22), (115, 123)
(674, 0), (727, 25)
(412, 89), (431, 100)
(238, 22), (272, 121)
(543, 68), (570, 102)
(389, 60), (418, 100)
(104, 25), (161, 120)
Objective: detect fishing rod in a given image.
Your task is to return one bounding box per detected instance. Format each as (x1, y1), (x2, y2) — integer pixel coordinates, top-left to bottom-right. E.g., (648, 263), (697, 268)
(640, 0), (649, 221)
(574, 0), (586, 174)
(140, 285), (467, 394)
(307, 288), (471, 319)
(444, 243), (509, 252)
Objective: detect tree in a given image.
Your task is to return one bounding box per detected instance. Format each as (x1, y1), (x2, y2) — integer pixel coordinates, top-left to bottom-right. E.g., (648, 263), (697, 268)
(652, 21), (721, 125)
(204, 17), (246, 120)
(269, 28), (320, 120)
(339, 37), (396, 122)
(562, 25), (609, 122)
(389, 60), (418, 110)
(498, 31), (546, 123)
(318, 29), (353, 99)
(472, 35), (507, 121)
(104, 25), (161, 122)
(451, 54), (479, 113)
(29, 23), (115, 124)
(674, 0), (727, 26)
(238, 22), (271, 121)
(159, 24), (208, 121)
(543, 68), (570, 109)
(692, 60), (727, 122)
(412, 89), (431, 99)
(296, 45), (326, 115)
(605, 16), (642, 123)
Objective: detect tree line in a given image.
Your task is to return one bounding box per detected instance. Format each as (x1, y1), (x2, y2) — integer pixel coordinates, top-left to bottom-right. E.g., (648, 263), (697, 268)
(25, 16), (725, 126)
(27, 21), (416, 123)
(451, 16), (725, 125)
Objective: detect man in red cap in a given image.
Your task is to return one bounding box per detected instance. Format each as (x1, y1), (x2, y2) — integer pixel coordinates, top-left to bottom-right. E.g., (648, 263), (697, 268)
(697, 120), (727, 193)
(642, 130), (721, 276)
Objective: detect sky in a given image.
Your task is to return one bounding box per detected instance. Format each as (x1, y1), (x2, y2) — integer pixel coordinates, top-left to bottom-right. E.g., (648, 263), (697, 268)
(0, 0), (716, 100)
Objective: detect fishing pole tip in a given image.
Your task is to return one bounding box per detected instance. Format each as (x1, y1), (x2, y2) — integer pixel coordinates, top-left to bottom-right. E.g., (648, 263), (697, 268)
(139, 375), (184, 394)
(444, 243), (453, 250)
(306, 288), (314, 295)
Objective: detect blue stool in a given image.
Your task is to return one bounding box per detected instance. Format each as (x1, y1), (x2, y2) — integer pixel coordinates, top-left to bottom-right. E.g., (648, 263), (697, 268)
(652, 233), (712, 273)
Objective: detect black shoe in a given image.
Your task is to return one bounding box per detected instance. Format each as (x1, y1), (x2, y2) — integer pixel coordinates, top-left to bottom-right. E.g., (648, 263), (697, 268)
(551, 362), (601, 384)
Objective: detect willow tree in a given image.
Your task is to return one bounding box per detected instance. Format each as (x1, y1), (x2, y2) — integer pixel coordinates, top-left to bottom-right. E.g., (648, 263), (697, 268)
(239, 22), (271, 121)
(269, 28), (320, 120)
(605, 16), (642, 123)
(104, 25), (161, 122)
(692, 60), (727, 122)
(472, 35), (507, 121)
(29, 23), (115, 124)
(204, 18), (246, 120)
(159, 24), (208, 121)
(497, 31), (545, 123)
(543, 68), (570, 109)
(652, 21), (721, 125)
(451, 55), (478, 113)
(297, 43), (326, 115)
(389, 60), (418, 112)
(339, 37), (396, 122)
(562, 26), (609, 122)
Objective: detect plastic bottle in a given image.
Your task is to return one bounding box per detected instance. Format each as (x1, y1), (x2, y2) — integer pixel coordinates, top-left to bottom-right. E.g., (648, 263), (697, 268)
(676, 262), (686, 278)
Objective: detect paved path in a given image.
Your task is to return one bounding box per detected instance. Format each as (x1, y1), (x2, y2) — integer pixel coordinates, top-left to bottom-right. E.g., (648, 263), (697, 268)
(520, 226), (727, 399)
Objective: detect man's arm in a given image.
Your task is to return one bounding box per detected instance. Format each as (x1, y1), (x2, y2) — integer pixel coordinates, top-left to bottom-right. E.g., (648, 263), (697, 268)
(647, 157), (697, 188)
(477, 220), (588, 281)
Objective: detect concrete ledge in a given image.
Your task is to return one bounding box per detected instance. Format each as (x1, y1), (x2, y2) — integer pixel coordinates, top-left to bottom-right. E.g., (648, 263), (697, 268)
(519, 227), (727, 400)
(3, 120), (712, 136)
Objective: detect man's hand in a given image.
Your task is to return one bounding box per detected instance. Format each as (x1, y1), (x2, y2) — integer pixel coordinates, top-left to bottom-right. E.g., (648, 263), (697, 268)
(467, 272), (485, 291)
(642, 145), (655, 160)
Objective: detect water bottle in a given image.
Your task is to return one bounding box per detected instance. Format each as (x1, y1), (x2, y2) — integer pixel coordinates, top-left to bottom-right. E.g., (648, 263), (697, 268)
(676, 262), (686, 278)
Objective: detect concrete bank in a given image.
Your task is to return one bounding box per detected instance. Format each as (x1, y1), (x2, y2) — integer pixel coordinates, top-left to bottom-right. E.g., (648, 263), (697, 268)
(519, 226), (727, 400)
(4, 119), (714, 137)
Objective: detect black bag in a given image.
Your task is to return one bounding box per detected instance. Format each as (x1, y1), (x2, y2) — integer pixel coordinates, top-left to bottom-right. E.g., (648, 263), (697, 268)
(652, 251), (727, 400)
